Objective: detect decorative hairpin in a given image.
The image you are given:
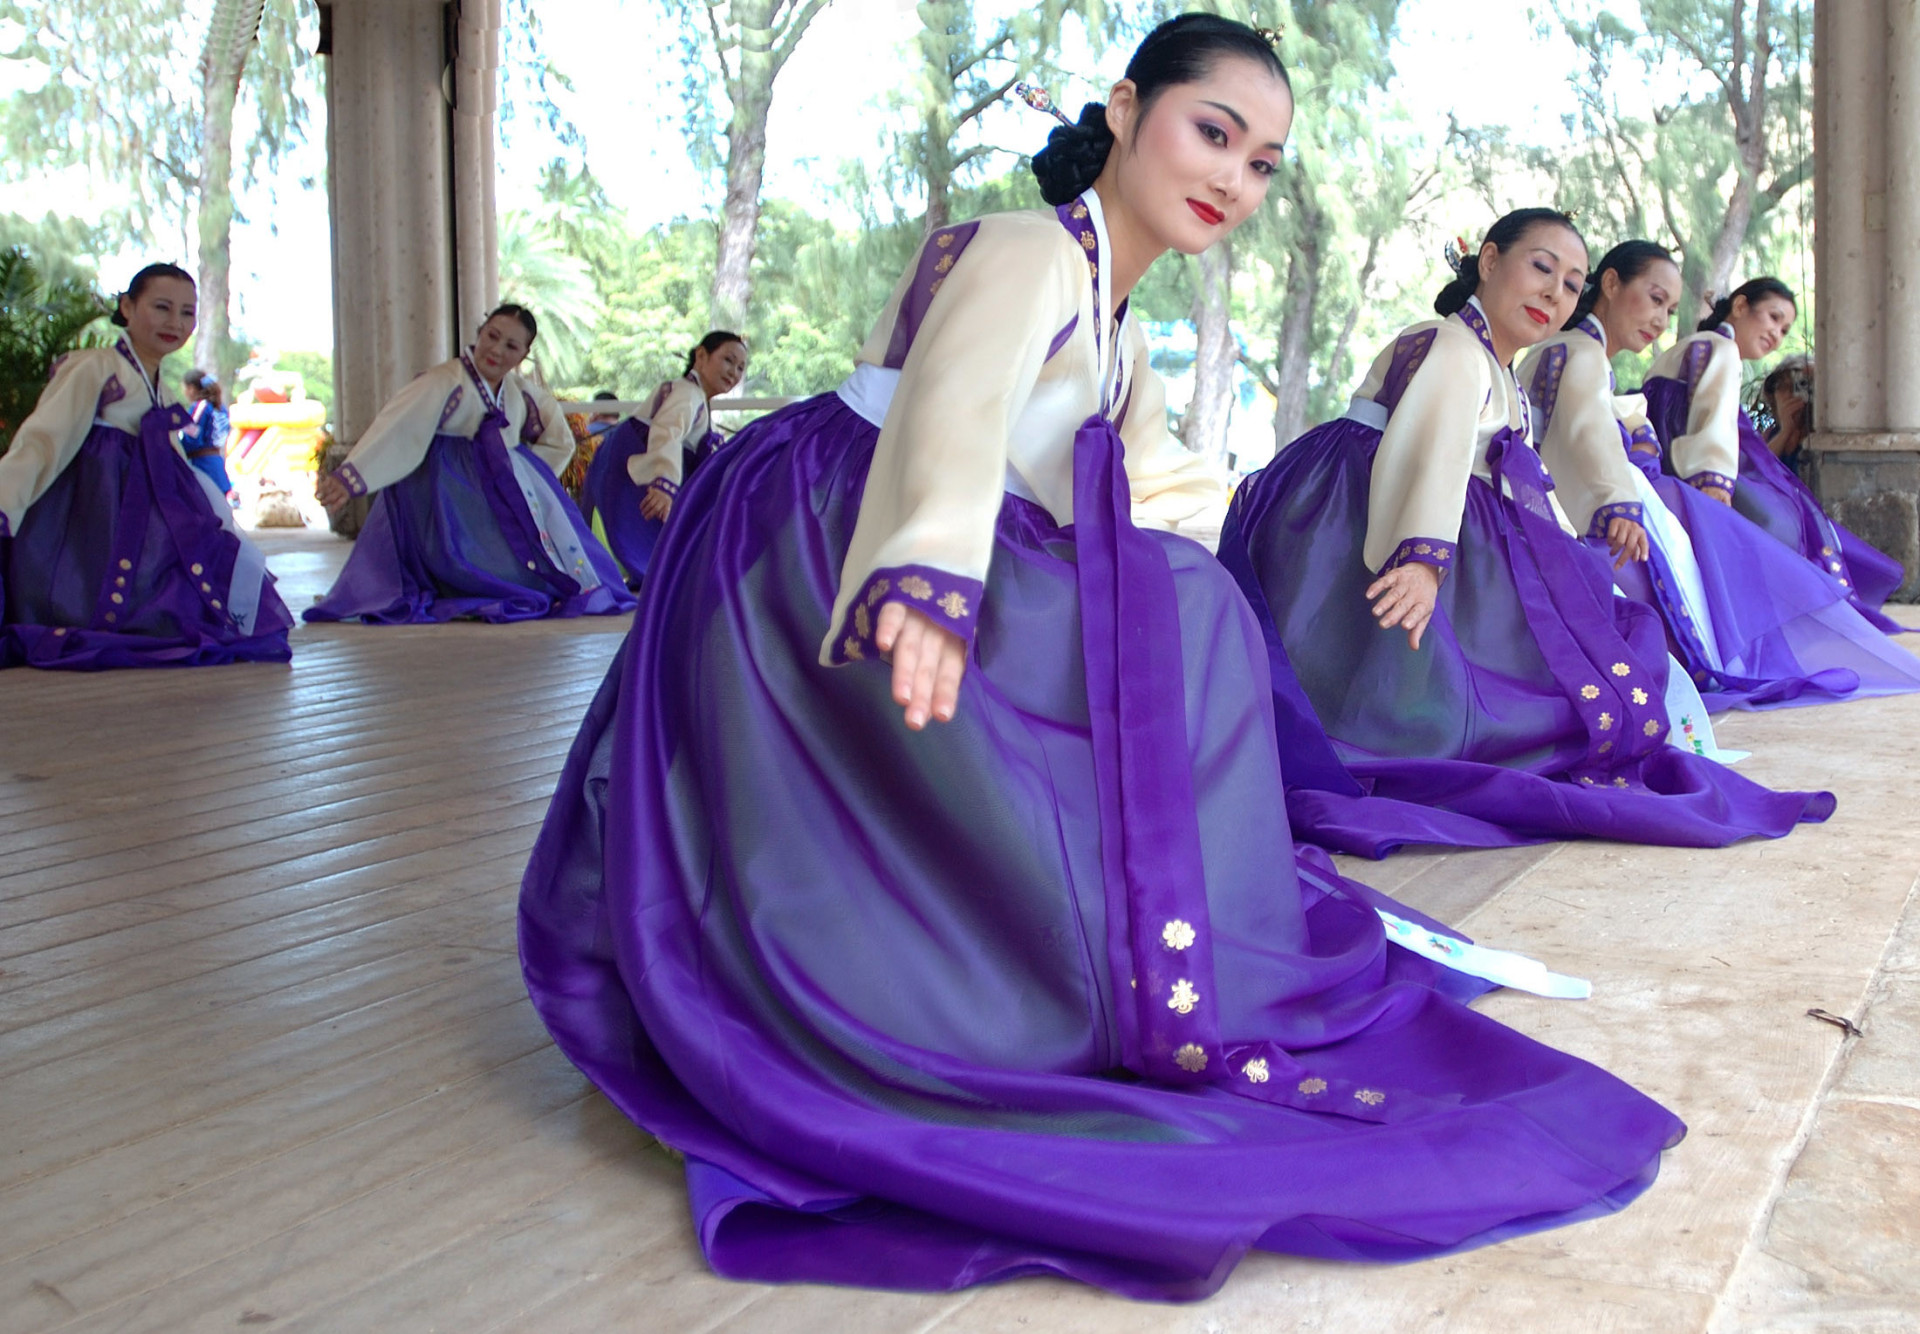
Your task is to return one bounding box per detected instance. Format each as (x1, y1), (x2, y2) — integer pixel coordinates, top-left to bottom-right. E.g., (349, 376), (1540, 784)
(1443, 235), (1471, 269)
(1014, 82), (1074, 127)
(1254, 24), (1285, 49)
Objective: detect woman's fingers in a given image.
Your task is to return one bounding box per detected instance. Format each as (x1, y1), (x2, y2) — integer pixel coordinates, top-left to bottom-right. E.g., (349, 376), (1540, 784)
(930, 636), (966, 723)
(875, 600), (907, 654)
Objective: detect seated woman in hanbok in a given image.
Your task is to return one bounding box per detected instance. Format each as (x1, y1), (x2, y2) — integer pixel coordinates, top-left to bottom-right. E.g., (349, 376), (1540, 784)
(1220, 212), (1832, 850)
(1520, 242), (1920, 708)
(520, 17), (1687, 1301)
(583, 330), (747, 583)
(309, 303), (634, 624)
(0, 263), (293, 669)
(1642, 278), (1907, 629)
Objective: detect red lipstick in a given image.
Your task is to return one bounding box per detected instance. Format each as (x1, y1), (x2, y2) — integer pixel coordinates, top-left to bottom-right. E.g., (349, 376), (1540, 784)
(1523, 306), (1550, 326)
(1187, 199), (1225, 226)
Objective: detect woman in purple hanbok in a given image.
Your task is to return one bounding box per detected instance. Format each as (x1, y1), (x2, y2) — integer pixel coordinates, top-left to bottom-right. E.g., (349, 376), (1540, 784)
(1520, 242), (1920, 709)
(1641, 278), (1908, 629)
(519, 17), (1684, 1302)
(0, 263), (293, 669)
(584, 330), (747, 584)
(309, 304), (634, 624)
(1221, 212), (1832, 853)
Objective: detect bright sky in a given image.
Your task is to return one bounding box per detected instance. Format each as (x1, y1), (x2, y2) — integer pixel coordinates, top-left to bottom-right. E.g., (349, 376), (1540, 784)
(6, 0), (1627, 356)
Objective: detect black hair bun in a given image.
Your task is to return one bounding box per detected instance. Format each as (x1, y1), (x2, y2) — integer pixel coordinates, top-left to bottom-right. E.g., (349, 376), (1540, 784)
(1030, 102), (1114, 206)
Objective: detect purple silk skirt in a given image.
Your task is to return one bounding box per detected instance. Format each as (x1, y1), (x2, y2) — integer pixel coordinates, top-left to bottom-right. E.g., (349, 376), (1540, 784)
(1643, 378), (1906, 628)
(1599, 447), (1920, 708)
(581, 417), (716, 584)
(305, 430), (635, 624)
(1221, 417), (1833, 856)
(519, 392), (1684, 1300)
(1, 414), (292, 670)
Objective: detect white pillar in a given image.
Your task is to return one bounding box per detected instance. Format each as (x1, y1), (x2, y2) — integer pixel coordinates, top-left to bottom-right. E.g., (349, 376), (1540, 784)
(450, 0), (501, 343)
(324, 0), (456, 455)
(1885, 0), (1920, 430)
(1808, 0), (1920, 593)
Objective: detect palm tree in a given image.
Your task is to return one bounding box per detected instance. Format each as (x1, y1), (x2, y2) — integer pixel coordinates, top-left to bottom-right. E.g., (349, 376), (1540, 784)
(0, 247), (110, 454)
(495, 210), (604, 394)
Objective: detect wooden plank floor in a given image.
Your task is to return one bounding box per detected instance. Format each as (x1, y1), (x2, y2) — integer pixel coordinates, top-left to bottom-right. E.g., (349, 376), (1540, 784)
(3, 529), (1917, 1333)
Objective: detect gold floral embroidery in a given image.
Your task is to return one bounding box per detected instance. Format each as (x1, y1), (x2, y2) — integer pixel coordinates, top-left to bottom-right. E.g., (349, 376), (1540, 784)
(1611, 662), (1631, 677)
(1243, 1058), (1270, 1084)
(1643, 719), (1661, 736)
(1613, 776), (1629, 787)
(1087, 260), (1099, 280)
(1631, 687), (1649, 705)
(1071, 203), (1089, 219)
(1598, 740), (1614, 754)
(1168, 979), (1200, 1015)
(1414, 543), (1432, 555)
(1580, 684), (1600, 700)
(1598, 712), (1614, 731)
(1079, 232), (1096, 251)
(854, 604), (871, 640)
(1822, 545), (1834, 556)
(1162, 919), (1196, 951)
(934, 254), (955, 273)
(1174, 1044), (1207, 1073)
(936, 232), (954, 247)
(1579, 775), (1595, 785)
(1354, 1088), (1386, 1107)
(1435, 548), (1451, 560)
(929, 278), (944, 296)
(936, 591), (968, 619)
(899, 576), (934, 600)
(842, 637), (864, 661)
(1297, 1077), (1327, 1095)
(866, 578), (890, 606)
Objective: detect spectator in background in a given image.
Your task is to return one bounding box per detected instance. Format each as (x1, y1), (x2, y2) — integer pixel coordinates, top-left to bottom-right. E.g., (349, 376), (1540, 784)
(1759, 355), (1814, 478)
(181, 371), (236, 503)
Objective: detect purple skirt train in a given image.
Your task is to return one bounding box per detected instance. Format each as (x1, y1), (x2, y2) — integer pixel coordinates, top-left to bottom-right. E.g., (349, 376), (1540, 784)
(1220, 417), (1833, 857)
(1, 408), (292, 669)
(1643, 377), (1906, 628)
(519, 391), (1684, 1300)
(581, 417), (716, 584)
(1600, 430), (1920, 708)
(306, 428), (635, 624)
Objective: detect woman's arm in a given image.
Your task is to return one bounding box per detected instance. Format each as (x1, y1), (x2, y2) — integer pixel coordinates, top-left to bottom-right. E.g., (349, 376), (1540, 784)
(324, 363), (461, 507)
(524, 382), (576, 476)
(1529, 340), (1648, 564)
(1671, 337), (1741, 501)
(0, 350), (116, 536)
(1120, 322), (1232, 538)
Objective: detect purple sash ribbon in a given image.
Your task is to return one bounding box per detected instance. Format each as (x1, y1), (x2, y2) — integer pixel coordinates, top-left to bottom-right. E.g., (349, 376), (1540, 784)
(1058, 198), (1222, 1084)
(1449, 305), (1670, 783)
(459, 357), (584, 598)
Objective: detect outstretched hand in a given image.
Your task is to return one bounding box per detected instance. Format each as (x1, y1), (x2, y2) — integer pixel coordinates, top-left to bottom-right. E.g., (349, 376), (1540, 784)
(1365, 562), (1442, 651)
(316, 471), (350, 515)
(875, 601), (967, 730)
(640, 487), (673, 522)
(1605, 516), (1650, 568)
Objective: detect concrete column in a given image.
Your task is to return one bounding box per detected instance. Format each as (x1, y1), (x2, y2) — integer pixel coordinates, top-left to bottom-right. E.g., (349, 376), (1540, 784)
(324, 0), (456, 458)
(450, 0), (501, 342)
(1807, 0), (1920, 595)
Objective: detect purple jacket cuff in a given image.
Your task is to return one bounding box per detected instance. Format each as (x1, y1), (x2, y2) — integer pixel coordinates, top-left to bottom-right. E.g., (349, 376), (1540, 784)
(1687, 470), (1736, 495)
(336, 462), (369, 497)
(1627, 424), (1662, 459)
(828, 564), (984, 666)
(1380, 537), (1456, 575)
(1588, 501), (1644, 539)
(646, 477), (680, 501)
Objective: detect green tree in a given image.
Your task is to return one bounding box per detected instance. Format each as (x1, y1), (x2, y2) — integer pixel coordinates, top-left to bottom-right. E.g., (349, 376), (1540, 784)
(1540, 0), (1814, 319)
(497, 209), (606, 394)
(0, 247), (110, 454)
(896, 0), (1092, 233)
(0, 0), (316, 386)
(664, 0), (836, 328)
